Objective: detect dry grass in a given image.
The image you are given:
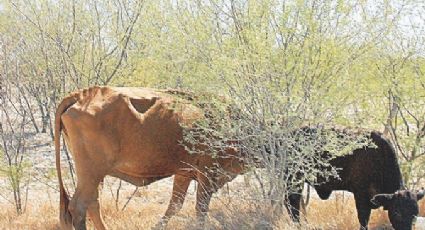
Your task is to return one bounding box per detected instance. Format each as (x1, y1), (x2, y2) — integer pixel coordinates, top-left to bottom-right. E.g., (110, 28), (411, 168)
(1, 184), (416, 230)
(2, 176), (424, 230)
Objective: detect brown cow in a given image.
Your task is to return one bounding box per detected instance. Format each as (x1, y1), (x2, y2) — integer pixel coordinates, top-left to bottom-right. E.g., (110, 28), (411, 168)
(54, 86), (245, 230)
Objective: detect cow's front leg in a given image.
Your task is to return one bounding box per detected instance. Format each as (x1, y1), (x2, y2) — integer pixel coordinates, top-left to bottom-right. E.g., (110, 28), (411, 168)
(195, 173), (216, 224)
(354, 193), (371, 230)
(153, 174), (192, 229)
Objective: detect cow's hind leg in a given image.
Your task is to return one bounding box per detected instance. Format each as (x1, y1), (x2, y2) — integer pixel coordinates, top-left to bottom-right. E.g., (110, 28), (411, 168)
(284, 180), (303, 222)
(86, 179), (106, 230)
(154, 174), (192, 229)
(69, 176), (103, 230)
(285, 192), (302, 222)
(87, 200), (106, 230)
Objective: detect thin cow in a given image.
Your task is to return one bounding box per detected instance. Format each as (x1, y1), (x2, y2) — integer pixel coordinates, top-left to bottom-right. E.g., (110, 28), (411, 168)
(285, 126), (424, 230)
(54, 86), (245, 230)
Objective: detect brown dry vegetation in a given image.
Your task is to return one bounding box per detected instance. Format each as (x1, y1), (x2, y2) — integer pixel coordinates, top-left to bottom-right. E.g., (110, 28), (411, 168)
(1, 177), (422, 230)
(1, 1), (424, 230)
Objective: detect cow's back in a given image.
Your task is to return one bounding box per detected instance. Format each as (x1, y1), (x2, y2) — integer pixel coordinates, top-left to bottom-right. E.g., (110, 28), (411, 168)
(370, 131), (402, 194)
(322, 131), (402, 197)
(60, 86), (205, 178)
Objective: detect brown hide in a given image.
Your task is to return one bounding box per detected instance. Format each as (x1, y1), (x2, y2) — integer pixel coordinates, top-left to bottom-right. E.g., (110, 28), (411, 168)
(55, 86), (244, 230)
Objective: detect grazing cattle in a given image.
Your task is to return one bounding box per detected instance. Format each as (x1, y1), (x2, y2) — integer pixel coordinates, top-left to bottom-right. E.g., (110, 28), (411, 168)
(285, 126), (424, 230)
(54, 86), (245, 230)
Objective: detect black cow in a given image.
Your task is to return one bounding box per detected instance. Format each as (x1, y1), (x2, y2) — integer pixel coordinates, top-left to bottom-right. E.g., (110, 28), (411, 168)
(285, 127), (424, 230)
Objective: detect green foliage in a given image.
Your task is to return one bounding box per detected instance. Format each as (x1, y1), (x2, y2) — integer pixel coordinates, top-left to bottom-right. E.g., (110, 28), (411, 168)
(1, 0), (424, 187)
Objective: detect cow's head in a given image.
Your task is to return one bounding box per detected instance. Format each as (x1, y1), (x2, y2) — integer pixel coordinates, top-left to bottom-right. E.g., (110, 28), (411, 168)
(371, 189), (424, 230)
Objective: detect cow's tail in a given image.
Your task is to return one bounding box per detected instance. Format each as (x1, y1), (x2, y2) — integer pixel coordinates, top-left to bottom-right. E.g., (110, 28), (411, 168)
(371, 131), (403, 193)
(55, 93), (78, 229)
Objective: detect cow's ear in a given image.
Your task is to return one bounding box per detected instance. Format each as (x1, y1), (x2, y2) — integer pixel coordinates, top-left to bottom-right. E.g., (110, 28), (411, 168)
(371, 193), (394, 207)
(417, 189), (425, 201)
